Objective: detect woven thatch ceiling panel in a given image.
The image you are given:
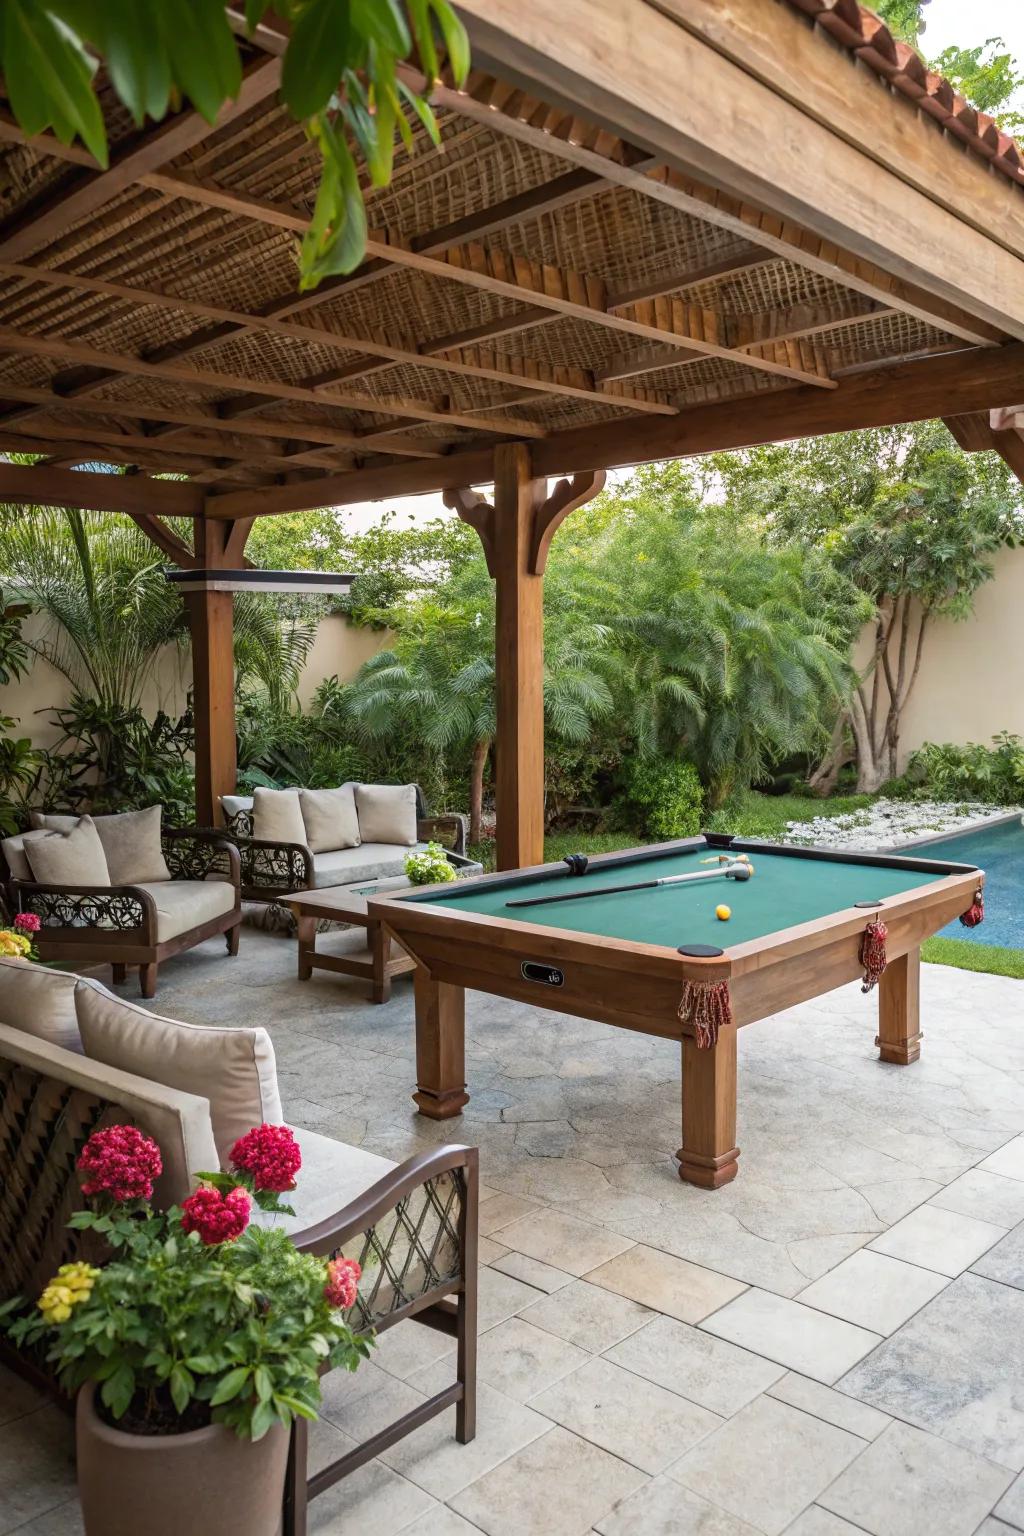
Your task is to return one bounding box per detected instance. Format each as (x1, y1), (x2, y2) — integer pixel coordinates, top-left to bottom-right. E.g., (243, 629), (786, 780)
(0, 353), (64, 389)
(323, 264), (523, 348)
(489, 392), (643, 432)
(823, 311), (950, 370)
(346, 358), (532, 416)
(689, 261), (850, 318)
(492, 314), (660, 372)
(366, 121), (571, 242)
(187, 325), (360, 392)
(506, 186), (739, 290)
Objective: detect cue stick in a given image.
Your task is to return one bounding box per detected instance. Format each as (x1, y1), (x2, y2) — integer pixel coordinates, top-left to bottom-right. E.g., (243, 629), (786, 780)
(505, 861), (752, 909)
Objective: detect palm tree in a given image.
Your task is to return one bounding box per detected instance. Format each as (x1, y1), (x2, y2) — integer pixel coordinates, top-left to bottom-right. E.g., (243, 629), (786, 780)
(0, 506), (186, 711)
(342, 594), (616, 842)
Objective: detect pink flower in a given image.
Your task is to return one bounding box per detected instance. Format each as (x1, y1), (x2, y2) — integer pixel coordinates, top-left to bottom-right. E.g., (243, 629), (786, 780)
(78, 1125), (162, 1202)
(181, 1185), (251, 1244)
(229, 1123), (302, 1193)
(324, 1257), (361, 1310)
(13, 912), (41, 935)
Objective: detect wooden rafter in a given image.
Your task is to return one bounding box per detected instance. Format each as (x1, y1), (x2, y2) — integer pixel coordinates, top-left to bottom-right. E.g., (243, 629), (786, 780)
(423, 69), (1007, 349)
(0, 261), (678, 420)
(0, 325), (545, 446)
(116, 172), (836, 389)
(203, 341), (1024, 518)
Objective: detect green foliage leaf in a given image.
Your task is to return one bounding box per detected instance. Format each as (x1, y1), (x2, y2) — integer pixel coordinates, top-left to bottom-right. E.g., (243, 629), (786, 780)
(2, 0), (108, 164)
(157, 0), (242, 124)
(209, 1366), (251, 1406)
(352, 0), (409, 55)
(281, 0), (353, 120)
(85, 0), (173, 124)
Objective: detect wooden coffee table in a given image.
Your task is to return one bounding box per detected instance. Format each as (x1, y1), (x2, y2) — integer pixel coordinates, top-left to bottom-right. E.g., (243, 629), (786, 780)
(285, 875), (417, 1003)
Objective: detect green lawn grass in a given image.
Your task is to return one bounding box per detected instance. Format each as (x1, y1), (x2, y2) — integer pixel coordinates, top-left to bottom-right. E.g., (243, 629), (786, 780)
(921, 936), (1024, 980)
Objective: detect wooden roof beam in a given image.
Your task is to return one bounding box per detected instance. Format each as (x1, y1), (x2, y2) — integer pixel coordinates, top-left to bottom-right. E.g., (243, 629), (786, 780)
(450, 3), (1024, 341)
(0, 383), (384, 457)
(202, 340), (1024, 518)
(0, 461), (203, 516)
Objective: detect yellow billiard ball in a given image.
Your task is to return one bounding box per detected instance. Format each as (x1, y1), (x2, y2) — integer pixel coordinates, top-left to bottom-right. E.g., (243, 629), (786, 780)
(715, 904), (732, 921)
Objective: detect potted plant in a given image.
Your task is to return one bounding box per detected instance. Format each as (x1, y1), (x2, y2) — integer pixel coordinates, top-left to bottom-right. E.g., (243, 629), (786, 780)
(405, 840), (457, 885)
(5, 1122), (368, 1536)
(0, 911), (41, 958)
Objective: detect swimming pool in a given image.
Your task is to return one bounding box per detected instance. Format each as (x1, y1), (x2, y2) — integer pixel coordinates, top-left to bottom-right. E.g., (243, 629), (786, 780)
(900, 816), (1024, 949)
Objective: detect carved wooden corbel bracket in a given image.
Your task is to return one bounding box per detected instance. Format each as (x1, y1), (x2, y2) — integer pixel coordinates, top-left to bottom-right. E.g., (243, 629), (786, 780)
(443, 485), (498, 576)
(528, 469), (606, 574)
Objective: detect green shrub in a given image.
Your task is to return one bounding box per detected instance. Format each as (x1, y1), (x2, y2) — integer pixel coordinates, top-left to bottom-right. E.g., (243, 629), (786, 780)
(905, 734), (1024, 805)
(405, 842), (456, 885)
(625, 758), (703, 840)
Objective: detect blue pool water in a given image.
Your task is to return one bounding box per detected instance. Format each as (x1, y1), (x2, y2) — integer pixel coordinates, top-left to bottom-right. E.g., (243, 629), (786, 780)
(906, 817), (1024, 949)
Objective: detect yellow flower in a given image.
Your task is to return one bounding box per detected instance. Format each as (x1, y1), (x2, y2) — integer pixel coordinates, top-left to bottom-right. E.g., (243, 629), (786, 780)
(0, 932), (31, 957)
(38, 1264), (99, 1324)
(57, 1262), (100, 1294)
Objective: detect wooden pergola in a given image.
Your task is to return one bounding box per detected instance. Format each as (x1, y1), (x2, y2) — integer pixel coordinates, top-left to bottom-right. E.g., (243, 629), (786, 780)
(1, 0), (1023, 868)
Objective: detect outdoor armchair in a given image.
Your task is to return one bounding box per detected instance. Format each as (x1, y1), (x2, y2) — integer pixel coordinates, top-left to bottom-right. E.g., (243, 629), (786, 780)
(2, 823), (242, 998)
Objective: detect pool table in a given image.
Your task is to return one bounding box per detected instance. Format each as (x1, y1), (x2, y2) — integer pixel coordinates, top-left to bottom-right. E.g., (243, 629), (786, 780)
(367, 836), (982, 1188)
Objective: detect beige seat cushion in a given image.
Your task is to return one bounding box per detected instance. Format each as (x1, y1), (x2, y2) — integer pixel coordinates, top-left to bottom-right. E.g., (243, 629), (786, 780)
(75, 979), (282, 1166)
(0, 1021), (218, 1206)
(133, 879), (236, 942)
(311, 842), (427, 887)
(355, 784), (418, 847)
(24, 816), (110, 887)
(271, 1127), (396, 1235)
(2, 828), (58, 883)
(94, 806), (170, 884)
(253, 787), (308, 846)
(299, 785), (360, 853)
(0, 956), (81, 1052)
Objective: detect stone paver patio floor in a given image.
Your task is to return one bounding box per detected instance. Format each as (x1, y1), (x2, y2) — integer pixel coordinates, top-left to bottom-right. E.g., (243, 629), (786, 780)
(4, 926), (1024, 1535)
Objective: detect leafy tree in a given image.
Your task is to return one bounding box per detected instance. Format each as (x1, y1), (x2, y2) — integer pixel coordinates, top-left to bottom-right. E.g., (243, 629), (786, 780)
(545, 463), (860, 808)
(1, 1), (469, 288)
(875, 0), (1023, 130)
(740, 424), (1024, 792)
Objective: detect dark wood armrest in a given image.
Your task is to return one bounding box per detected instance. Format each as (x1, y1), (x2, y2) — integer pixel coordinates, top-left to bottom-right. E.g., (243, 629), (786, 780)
(417, 813), (468, 858)
(231, 836), (314, 891)
(15, 880), (158, 941)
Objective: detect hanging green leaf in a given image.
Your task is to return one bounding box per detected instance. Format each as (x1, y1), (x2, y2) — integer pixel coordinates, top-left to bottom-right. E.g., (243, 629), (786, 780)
(157, 0), (242, 125)
(299, 113), (368, 288)
(2, 0), (108, 164)
(83, 0), (173, 125)
(351, 0), (410, 57)
(281, 0), (354, 121)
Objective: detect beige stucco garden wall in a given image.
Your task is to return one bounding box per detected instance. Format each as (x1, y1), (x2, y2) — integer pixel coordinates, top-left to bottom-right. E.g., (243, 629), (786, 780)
(855, 543), (1024, 771)
(0, 611), (391, 748)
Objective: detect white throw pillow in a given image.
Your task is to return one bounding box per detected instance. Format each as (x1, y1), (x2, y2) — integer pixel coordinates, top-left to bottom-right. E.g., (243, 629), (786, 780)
(30, 812), (80, 833)
(355, 783), (418, 846)
(299, 785), (361, 853)
(24, 815), (111, 887)
(2, 829), (58, 883)
(0, 956), (81, 1052)
(252, 787), (307, 846)
(93, 806), (171, 885)
(74, 980), (284, 1167)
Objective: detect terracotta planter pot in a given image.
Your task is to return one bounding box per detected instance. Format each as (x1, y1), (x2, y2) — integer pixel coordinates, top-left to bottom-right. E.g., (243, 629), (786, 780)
(76, 1384), (288, 1536)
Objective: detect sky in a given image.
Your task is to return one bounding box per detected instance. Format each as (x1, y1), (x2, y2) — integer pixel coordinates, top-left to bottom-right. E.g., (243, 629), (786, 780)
(337, 0), (1023, 536)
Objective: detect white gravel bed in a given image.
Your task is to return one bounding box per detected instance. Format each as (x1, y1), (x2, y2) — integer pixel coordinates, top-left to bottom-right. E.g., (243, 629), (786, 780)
(781, 798), (1022, 852)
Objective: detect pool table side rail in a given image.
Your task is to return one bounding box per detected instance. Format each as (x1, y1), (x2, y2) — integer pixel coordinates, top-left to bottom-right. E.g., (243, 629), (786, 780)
(368, 843), (981, 1035)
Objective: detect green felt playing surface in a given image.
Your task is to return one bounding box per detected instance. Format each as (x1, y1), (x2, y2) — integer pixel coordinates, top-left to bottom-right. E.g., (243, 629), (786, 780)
(410, 845), (949, 949)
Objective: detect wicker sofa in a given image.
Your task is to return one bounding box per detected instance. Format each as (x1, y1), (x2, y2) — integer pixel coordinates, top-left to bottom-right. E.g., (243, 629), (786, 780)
(0, 956), (479, 1536)
(212, 782), (475, 904)
(1, 809), (241, 998)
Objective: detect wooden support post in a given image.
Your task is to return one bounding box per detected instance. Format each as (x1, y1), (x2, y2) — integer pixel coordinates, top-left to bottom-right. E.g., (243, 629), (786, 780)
(492, 443), (546, 870)
(448, 452), (604, 870)
(188, 515), (244, 825)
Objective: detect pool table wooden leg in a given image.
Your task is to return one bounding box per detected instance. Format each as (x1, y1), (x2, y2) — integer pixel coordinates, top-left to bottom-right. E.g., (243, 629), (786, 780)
(876, 946), (923, 1065)
(678, 1027), (740, 1188)
(412, 969), (470, 1118)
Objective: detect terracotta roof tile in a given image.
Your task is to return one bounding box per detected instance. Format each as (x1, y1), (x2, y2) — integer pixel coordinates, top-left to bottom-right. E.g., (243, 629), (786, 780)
(783, 0), (1024, 187)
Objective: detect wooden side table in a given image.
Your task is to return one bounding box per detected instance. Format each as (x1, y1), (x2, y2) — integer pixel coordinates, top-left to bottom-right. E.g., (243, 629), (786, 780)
(285, 875), (417, 1003)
